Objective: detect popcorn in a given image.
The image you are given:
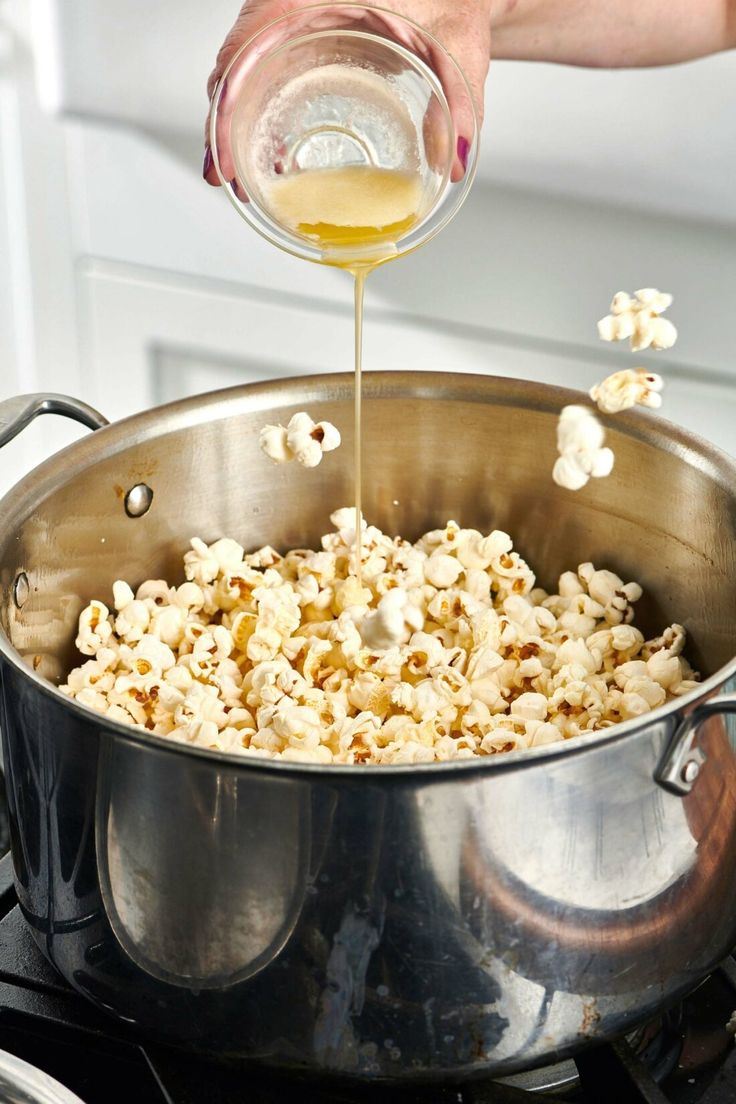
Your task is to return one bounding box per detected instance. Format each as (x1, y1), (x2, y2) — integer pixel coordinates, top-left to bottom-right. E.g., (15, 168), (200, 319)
(360, 588), (423, 650)
(259, 424), (292, 464)
(553, 405), (615, 491)
(633, 288), (673, 314)
(61, 515), (699, 764)
(112, 581), (135, 611)
(259, 411), (341, 467)
(184, 538), (221, 585)
(510, 692), (548, 721)
(597, 288), (677, 352)
(589, 369), (664, 414)
(424, 554), (464, 589)
(75, 601), (113, 655)
(550, 287), (676, 492)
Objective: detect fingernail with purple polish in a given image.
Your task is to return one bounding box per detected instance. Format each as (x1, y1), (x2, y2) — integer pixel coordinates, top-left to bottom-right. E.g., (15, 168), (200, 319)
(457, 136), (470, 172)
(203, 146), (213, 179)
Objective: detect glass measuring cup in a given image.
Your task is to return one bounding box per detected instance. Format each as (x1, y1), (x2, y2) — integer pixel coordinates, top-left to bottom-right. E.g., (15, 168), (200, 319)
(209, 3), (479, 266)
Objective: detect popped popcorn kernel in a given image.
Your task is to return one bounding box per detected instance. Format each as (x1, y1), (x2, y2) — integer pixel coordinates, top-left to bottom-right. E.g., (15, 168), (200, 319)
(259, 424), (293, 464)
(61, 515), (699, 765)
(589, 369), (664, 415)
(597, 288), (677, 352)
(553, 405), (614, 491)
(259, 411), (341, 467)
(361, 588), (423, 650)
(76, 600), (113, 655)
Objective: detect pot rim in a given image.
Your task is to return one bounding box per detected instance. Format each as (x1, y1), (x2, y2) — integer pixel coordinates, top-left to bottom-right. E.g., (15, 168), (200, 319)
(1, 370), (735, 781)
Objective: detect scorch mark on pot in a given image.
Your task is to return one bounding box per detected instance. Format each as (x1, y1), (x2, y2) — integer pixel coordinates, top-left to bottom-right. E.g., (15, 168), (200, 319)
(580, 998), (601, 1034)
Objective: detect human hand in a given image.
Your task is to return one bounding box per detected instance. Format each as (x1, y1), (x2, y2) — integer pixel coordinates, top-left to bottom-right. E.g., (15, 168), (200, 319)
(203, 0), (492, 187)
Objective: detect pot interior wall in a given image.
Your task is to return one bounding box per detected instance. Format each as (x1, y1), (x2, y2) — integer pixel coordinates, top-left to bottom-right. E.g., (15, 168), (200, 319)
(1, 375), (735, 687)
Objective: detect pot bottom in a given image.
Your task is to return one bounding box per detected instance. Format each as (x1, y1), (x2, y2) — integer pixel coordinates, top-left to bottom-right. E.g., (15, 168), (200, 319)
(4, 873), (736, 1103)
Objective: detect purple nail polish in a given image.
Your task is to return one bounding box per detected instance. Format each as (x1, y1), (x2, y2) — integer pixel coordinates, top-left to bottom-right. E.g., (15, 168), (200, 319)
(202, 146), (213, 179)
(457, 136), (470, 171)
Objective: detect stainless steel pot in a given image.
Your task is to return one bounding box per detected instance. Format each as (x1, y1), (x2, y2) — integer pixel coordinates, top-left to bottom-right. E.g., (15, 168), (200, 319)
(1, 373), (735, 1083)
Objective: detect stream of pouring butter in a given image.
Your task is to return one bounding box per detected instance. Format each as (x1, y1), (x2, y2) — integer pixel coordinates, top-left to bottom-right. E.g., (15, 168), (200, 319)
(351, 266), (366, 581)
(267, 166), (425, 584)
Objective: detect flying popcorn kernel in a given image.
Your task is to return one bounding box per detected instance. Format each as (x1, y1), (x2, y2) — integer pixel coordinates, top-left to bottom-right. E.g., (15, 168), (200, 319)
(259, 411), (341, 467)
(631, 314), (677, 353)
(597, 288), (677, 352)
(589, 369), (664, 414)
(553, 405), (615, 491)
(259, 424), (293, 464)
(635, 288), (673, 314)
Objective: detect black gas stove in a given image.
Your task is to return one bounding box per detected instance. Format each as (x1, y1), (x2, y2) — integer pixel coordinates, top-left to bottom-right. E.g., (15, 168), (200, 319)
(0, 849), (734, 1104)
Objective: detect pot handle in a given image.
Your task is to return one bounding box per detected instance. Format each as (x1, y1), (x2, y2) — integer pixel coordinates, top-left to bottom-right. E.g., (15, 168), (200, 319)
(0, 393), (109, 449)
(655, 694), (736, 796)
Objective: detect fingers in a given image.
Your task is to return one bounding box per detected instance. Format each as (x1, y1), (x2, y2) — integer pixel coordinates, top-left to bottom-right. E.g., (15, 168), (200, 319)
(365, 3), (489, 183)
(422, 88), (453, 179)
(204, 7), (246, 184)
(204, 0), (283, 187)
(203, 0), (491, 191)
(428, 10), (490, 181)
(204, 1), (333, 187)
(207, 74), (239, 187)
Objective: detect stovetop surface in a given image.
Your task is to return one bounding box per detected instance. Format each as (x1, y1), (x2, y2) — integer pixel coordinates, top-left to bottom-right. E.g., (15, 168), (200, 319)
(0, 853), (734, 1104)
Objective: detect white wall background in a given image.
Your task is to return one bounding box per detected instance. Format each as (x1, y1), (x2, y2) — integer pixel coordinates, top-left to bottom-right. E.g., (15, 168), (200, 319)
(0, 0), (735, 497)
